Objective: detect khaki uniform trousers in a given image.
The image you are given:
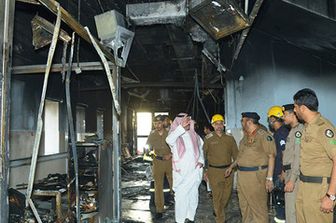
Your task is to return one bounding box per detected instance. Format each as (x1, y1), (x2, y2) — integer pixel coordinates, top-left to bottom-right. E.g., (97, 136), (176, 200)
(152, 158), (173, 213)
(208, 167), (233, 223)
(237, 169), (269, 223)
(296, 179), (333, 223)
(284, 180), (299, 223)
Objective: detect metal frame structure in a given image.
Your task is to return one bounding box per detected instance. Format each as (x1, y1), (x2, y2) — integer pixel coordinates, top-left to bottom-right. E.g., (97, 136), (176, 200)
(0, 1), (15, 222)
(1, 1), (122, 223)
(25, 4), (62, 223)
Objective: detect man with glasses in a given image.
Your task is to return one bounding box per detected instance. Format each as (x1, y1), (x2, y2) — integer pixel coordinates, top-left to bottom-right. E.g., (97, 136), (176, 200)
(203, 114), (238, 223)
(294, 88), (336, 223)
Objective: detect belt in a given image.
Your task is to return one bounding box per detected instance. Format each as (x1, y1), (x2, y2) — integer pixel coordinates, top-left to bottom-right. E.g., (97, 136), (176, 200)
(283, 164), (291, 171)
(299, 173), (331, 184)
(209, 164), (230, 169)
(237, 165), (268, 171)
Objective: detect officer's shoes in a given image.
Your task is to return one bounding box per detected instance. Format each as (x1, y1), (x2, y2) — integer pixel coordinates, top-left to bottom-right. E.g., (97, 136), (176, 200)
(154, 213), (163, 219)
(274, 216), (285, 223)
(186, 219), (194, 223)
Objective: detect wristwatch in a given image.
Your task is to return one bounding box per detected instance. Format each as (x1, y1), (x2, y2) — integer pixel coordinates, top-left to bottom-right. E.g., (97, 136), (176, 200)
(326, 193), (336, 201)
(266, 176), (273, 181)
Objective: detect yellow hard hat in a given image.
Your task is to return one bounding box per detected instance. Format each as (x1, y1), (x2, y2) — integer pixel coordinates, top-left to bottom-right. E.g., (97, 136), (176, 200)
(267, 106), (283, 118)
(211, 114), (224, 124)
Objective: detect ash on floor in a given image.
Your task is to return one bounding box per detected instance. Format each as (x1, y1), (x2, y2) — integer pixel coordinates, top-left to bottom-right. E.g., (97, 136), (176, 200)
(121, 157), (275, 223)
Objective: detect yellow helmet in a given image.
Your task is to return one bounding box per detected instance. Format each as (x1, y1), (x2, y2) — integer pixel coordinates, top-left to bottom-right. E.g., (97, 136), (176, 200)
(267, 106), (283, 118)
(211, 114), (224, 124)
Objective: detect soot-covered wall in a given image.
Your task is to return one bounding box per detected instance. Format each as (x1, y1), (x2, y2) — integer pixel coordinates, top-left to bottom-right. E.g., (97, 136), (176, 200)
(226, 29), (336, 130)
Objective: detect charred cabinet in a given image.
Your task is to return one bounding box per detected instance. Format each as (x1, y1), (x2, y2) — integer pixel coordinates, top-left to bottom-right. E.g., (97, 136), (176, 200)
(69, 143), (101, 221)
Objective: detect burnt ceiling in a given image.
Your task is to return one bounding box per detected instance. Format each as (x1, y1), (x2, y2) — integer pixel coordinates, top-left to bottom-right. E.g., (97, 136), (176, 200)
(252, 0), (336, 63)
(12, 0), (336, 117)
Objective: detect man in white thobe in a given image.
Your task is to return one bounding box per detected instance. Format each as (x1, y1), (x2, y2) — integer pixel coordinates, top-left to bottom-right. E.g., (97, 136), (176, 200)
(166, 113), (204, 223)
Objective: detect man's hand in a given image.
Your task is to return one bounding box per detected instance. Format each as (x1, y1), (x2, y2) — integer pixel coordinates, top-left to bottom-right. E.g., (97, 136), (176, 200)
(320, 195), (334, 213)
(279, 171), (286, 182)
(204, 171), (208, 182)
(181, 116), (191, 130)
(284, 181), (295, 192)
(266, 180), (274, 192)
(224, 167), (233, 178)
(196, 162), (203, 169)
(163, 153), (172, 160)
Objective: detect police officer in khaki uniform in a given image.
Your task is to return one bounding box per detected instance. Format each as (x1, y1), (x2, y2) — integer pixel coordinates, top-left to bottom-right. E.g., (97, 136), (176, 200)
(203, 114), (238, 223)
(281, 104), (303, 223)
(146, 115), (173, 219)
(234, 112), (276, 223)
(293, 88), (336, 223)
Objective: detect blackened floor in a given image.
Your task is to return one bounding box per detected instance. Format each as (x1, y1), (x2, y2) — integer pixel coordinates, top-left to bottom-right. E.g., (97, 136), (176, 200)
(121, 157), (275, 223)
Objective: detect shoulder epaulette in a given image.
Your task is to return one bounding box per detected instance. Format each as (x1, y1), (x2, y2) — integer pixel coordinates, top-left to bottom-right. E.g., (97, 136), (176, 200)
(257, 129), (265, 135)
(205, 132), (214, 139)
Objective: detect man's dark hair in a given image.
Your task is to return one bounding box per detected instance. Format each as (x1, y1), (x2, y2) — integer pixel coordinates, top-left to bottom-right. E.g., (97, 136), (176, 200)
(293, 88), (319, 111)
(247, 118), (259, 125)
(204, 123), (214, 131)
(270, 116), (284, 123)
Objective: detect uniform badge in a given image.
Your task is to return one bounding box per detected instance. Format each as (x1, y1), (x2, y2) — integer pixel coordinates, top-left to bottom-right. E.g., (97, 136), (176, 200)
(295, 131), (302, 138)
(280, 140), (286, 146)
(267, 136), (273, 141)
(325, 129), (334, 138)
(205, 133), (213, 139)
(295, 138), (301, 145)
(248, 137), (254, 144)
(257, 129), (265, 135)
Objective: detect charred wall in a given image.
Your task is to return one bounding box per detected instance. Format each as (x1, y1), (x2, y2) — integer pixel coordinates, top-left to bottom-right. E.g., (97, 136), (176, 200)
(225, 29), (336, 130)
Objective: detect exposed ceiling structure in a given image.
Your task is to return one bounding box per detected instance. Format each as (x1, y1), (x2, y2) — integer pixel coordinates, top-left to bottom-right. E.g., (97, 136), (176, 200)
(12, 0), (336, 115)
(253, 0), (336, 63)
(115, 0), (336, 112)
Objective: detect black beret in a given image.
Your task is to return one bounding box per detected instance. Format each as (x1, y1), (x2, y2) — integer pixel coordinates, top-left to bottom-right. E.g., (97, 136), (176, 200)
(241, 112), (260, 121)
(282, 104), (294, 111)
(153, 115), (164, 122)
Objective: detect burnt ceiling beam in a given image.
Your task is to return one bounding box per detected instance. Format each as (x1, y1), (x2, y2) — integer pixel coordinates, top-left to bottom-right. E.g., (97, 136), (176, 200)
(166, 24), (196, 78)
(0, 1), (15, 222)
(36, 0), (115, 63)
(12, 62), (114, 74)
(123, 82), (223, 89)
(232, 0), (264, 62)
(79, 82), (223, 91)
(16, 0), (40, 4)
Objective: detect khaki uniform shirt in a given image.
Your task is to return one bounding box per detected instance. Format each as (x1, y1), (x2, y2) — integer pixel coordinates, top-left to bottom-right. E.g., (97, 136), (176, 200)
(203, 132), (238, 166)
(300, 114), (336, 177)
(146, 129), (170, 156)
(237, 128), (276, 166)
(283, 123), (304, 183)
